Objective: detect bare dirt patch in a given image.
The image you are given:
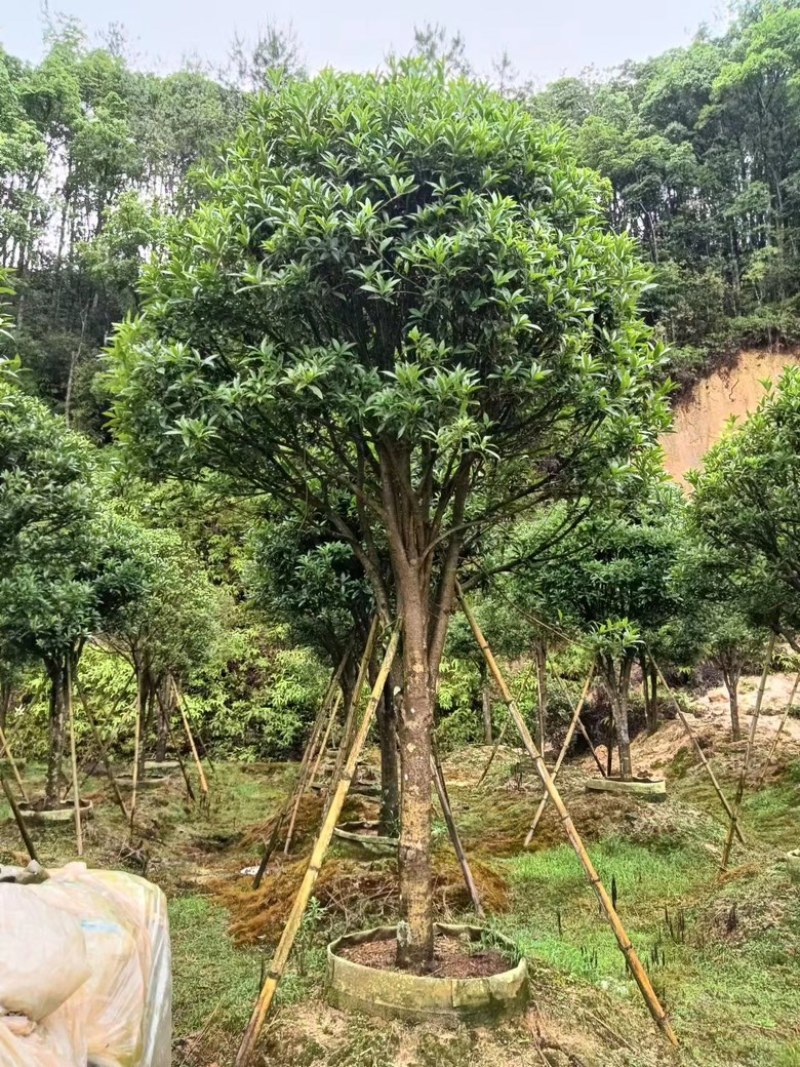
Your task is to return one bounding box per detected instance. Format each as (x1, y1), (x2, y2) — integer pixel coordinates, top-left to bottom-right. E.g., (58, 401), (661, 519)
(338, 933), (510, 979)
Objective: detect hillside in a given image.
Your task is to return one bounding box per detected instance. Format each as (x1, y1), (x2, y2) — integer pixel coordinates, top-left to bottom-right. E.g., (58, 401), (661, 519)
(661, 349), (800, 487)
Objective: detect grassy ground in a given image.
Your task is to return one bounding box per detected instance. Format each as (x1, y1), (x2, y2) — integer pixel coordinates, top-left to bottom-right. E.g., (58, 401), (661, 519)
(2, 728), (799, 1066)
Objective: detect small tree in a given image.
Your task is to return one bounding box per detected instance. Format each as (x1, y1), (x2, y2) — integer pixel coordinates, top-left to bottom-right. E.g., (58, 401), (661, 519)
(108, 66), (667, 966)
(691, 367), (800, 651)
(102, 518), (223, 764)
(0, 384), (145, 803)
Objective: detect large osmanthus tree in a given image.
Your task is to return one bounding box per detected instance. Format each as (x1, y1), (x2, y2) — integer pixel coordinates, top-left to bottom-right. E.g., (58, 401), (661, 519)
(107, 63), (667, 967)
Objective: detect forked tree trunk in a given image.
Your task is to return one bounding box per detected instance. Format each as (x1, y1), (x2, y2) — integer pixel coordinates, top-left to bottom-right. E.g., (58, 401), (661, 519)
(396, 579), (435, 970)
(601, 655), (634, 780)
(721, 666), (741, 742)
(534, 639), (548, 756)
(45, 659), (67, 808)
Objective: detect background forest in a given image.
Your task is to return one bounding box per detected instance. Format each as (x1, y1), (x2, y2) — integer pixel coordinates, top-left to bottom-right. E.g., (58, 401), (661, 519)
(2, 0), (800, 765)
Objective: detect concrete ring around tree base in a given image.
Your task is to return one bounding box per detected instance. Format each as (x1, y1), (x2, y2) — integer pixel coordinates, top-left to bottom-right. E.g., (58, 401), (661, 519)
(333, 820), (399, 860)
(17, 798), (94, 824)
(585, 776), (667, 801)
(327, 923), (528, 1024)
(116, 774), (170, 790)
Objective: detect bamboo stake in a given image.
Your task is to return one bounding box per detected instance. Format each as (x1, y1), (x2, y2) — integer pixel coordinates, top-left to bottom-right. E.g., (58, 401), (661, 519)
(457, 585), (677, 1048)
(432, 747), (484, 919)
(66, 661), (83, 857)
(475, 714), (509, 788)
(0, 723), (29, 805)
(721, 634), (775, 870)
(574, 712), (607, 778)
(0, 773), (38, 861)
(324, 618), (379, 806)
(755, 669), (800, 790)
(129, 672), (143, 839)
(75, 678), (129, 820)
(306, 690), (342, 794)
(155, 685), (196, 803)
(525, 664), (595, 847)
(253, 641), (356, 888)
(172, 678), (209, 799)
(284, 640), (355, 855)
(235, 623), (401, 1067)
(650, 654), (745, 846)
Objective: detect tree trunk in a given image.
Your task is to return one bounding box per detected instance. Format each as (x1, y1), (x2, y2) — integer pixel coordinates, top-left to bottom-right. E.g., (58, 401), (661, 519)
(534, 639), (548, 757)
(642, 658), (658, 736)
(45, 659), (67, 807)
(481, 669), (492, 745)
(155, 676), (172, 761)
(396, 581), (435, 971)
(376, 665), (400, 834)
(602, 656), (634, 780)
(722, 668), (741, 742)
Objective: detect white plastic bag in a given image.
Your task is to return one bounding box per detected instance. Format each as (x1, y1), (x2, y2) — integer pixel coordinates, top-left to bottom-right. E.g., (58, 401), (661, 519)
(34, 863), (172, 1067)
(0, 884), (90, 1022)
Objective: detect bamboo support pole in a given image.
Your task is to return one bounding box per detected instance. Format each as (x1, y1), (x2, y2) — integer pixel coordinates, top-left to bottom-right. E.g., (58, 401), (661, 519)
(129, 672), (143, 839)
(575, 712), (607, 778)
(306, 691), (342, 794)
(0, 773), (38, 861)
(172, 678), (209, 799)
(650, 654), (745, 846)
(75, 678), (129, 820)
(0, 723), (29, 805)
(235, 623), (401, 1067)
(155, 686), (196, 803)
(475, 714), (509, 788)
(253, 641), (357, 889)
(755, 669), (800, 790)
(66, 661), (83, 857)
(324, 618), (379, 807)
(432, 748), (484, 919)
(284, 642), (354, 856)
(457, 585), (677, 1048)
(721, 635), (775, 870)
(525, 665), (595, 847)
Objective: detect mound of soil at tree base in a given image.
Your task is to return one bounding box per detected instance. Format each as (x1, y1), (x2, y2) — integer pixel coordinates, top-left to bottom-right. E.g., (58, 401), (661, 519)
(339, 932), (508, 979)
(238, 792), (377, 856)
(661, 348), (800, 489)
(213, 853), (509, 946)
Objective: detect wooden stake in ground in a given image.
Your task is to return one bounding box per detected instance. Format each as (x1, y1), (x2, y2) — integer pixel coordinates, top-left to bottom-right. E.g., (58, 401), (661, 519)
(284, 640), (355, 855)
(650, 654), (745, 847)
(171, 677), (209, 801)
(65, 661), (83, 857)
(0, 723), (30, 805)
(324, 619), (379, 807)
(253, 639), (359, 889)
(755, 669), (800, 790)
(235, 623), (401, 1067)
(0, 773), (38, 862)
(129, 672), (143, 839)
(76, 677), (129, 820)
(525, 664), (595, 847)
(432, 747), (484, 919)
(475, 715), (509, 788)
(457, 585), (677, 1048)
(306, 690), (342, 794)
(721, 634), (775, 870)
(153, 685), (196, 803)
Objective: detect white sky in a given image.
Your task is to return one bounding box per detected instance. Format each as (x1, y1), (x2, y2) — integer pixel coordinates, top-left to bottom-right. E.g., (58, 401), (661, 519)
(3, 0), (727, 83)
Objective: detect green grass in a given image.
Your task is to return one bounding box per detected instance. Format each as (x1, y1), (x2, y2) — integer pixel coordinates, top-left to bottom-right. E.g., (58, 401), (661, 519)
(169, 894), (262, 1036)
